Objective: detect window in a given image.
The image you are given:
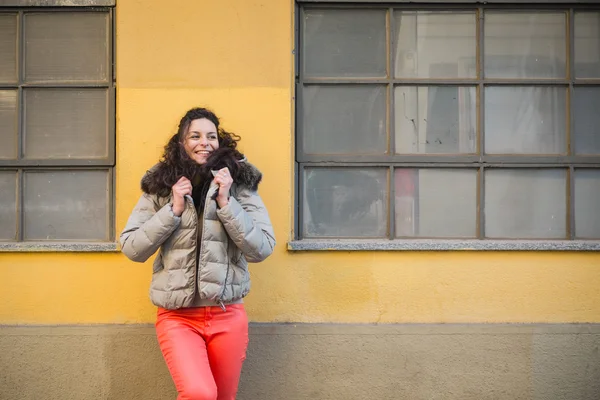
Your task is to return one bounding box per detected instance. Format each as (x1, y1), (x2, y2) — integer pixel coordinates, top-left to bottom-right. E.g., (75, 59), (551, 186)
(295, 3), (600, 248)
(0, 3), (115, 248)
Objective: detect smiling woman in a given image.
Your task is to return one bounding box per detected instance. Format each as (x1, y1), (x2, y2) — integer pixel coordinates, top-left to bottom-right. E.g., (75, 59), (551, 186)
(183, 118), (220, 165)
(119, 107), (276, 400)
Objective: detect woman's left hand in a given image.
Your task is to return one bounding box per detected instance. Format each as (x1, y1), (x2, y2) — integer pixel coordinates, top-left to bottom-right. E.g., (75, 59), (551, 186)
(213, 167), (233, 208)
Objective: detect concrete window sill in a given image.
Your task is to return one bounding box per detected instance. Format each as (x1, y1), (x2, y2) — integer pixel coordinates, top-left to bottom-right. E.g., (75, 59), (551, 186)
(287, 239), (600, 251)
(0, 242), (120, 252)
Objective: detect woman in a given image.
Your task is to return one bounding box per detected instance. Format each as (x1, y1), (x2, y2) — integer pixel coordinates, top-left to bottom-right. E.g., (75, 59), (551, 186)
(120, 107), (275, 400)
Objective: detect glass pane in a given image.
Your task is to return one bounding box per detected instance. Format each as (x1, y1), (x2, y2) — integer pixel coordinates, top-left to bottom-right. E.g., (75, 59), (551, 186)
(485, 169), (566, 239)
(304, 9), (386, 77)
(575, 13), (600, 78)
(24, 12), (109, 82)
(395, 169), (477, 238)
(485, 87), (566, 154)
(303, 85), (386, 154)
(395, 86), (476, 154)
(303, 168), (388, 238)
(0, 14), (17, 83)
(575, 170), (600, 239)
(0, 171), (17, 240)
(394, 11), (476, 78)
(24, 89), (108, 159)
(573, 87), (600, 155)
(23, 170), (109, 240)
(484, 12), (566, 78)
(0, 90), (17, 159)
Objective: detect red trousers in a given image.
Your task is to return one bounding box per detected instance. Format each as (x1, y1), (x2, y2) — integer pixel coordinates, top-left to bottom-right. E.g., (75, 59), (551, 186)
(155, 304), (249, 400)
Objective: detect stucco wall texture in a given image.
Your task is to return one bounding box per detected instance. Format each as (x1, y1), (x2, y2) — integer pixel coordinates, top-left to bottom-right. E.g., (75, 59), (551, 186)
(1, 0), (599, 326)
(2, 324), (600, 400)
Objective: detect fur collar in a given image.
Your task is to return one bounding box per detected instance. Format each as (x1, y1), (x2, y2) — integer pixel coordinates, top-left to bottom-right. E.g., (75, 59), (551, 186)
(140, 158), (263, 196)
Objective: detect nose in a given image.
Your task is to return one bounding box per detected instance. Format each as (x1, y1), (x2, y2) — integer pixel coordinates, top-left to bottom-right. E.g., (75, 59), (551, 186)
(199, 135), (209, 147)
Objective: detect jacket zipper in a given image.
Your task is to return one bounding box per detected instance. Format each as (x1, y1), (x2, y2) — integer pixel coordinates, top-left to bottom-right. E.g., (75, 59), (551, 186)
(211, 184), (231, 312)
(194, 185), (228, 312)
(184, 195), (199, 301)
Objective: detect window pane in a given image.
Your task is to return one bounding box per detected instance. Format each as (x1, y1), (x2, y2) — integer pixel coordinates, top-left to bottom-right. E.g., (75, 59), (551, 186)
(304, 9), (386, 78)
(395, 86), (476, 154)
(24, 12), (109, 82)
(0, 171), (17, 240)
(394, 11), (476, 78)
(0, 14), (17, 83)
(575, 170), (600, 239)
(485, 87), (566, 154)
(24, 89), (108, 159)
(573, 87), (600, 155)
(303, 168), (388, 238)
(0, 90), (17, 159)
(575, 13), (600, 78)
(303, 85), (386, 154)
(484, 12), (566, 78)
(23, 170), (109, 241)
(485, 169), (566, 239)
(395, 169), (477, 238)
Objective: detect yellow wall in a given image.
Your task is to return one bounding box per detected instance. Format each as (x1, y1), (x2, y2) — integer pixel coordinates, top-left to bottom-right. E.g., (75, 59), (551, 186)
(1, 0), (600, 325)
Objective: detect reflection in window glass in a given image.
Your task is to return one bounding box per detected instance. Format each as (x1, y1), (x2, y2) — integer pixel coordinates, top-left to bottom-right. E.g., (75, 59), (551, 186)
(24, 89), (108, 159)
(303, 168), (388, 237)
(573, 87), (600, 154)
(0, 90), (17, 159)
(0, 172), (17, 240)
(395, 169), (477, 238)
(485, 87), (566, 154)
(484, 12), (566, 78)
(304, 9), (386, 78)
(395, 86), (476, 154)
(394, 11), (476, 78)
(0, 14), (17, 83)
(485, 169), (566, 239)
(575, 170), (600, 239)
(24, 12), (109, 82)
(575, 12), (600, 78)
(303, 85), (386, 155)
(24, 170), (109, 240)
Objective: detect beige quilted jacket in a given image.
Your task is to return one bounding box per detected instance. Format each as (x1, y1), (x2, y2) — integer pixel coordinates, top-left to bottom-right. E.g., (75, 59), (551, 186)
(120, 162), (275, 310)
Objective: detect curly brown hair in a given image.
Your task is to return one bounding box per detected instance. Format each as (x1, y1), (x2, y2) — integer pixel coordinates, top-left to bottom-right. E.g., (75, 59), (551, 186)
(141, 107), (245, 204)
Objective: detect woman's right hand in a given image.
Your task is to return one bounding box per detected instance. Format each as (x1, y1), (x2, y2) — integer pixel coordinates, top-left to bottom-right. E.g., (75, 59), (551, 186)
(171, 176), (192, 217)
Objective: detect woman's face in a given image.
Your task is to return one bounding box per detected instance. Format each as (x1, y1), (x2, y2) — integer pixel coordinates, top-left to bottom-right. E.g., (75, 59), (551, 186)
(183, 118), (220, 165)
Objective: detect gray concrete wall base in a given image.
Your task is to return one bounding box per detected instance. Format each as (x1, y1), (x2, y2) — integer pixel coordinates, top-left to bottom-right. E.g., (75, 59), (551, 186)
(1, 323), (599, 400)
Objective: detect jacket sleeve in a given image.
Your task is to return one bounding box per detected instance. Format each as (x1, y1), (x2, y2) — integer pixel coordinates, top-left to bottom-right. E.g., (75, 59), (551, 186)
(120, 193), (182, 263)
(216, 188), (276, 263)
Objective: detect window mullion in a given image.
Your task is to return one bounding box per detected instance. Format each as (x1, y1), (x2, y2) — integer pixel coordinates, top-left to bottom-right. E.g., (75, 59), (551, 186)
(389, 166), (395, 240)
(297, 163), (306, 240)
(388, 8), (395, 239)
(478, 166), (484, 239)
(388, 7), (394, 158)
(568, 166), (575, 240)
(17, 168), (23, 241)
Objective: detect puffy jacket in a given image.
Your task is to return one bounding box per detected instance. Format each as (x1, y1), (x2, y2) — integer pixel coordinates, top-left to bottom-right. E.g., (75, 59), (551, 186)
(120, 162), (275, 309)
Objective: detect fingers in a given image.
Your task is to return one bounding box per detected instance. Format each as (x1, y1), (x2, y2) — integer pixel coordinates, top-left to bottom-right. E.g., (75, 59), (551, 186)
(172, 177), (192, 197)
(214, 168), (232, 185)
(176, 176), (191, 186)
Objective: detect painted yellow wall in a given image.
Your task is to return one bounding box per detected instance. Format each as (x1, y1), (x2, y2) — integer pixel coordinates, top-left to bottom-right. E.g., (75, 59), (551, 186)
(1, 0), (600, 325)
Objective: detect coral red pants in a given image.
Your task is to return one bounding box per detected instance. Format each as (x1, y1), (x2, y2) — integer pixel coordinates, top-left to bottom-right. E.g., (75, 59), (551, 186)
(155, 304), (249, 400)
